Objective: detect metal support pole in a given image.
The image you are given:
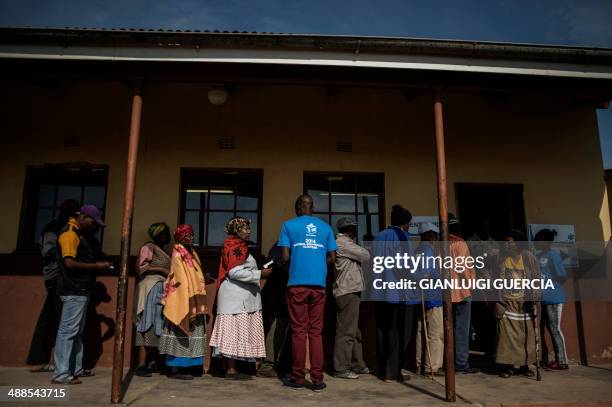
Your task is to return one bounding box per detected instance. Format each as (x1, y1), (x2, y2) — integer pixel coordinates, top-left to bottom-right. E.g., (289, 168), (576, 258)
(111, 82), (143, 404)
(433, 89), (456, 402)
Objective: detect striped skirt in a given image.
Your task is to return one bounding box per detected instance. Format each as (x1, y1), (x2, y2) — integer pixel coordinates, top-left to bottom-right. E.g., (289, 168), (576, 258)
(158, 315), (206, 358)
(496, 300), (537, 366)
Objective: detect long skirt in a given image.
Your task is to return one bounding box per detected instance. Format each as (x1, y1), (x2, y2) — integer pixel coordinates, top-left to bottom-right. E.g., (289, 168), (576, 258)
(134, 329), (160, 347)
(158, 315), (207, 364)
(209, 311), (266, 361)
(134, 281), (164, 347)
(496, 300), (537, 366)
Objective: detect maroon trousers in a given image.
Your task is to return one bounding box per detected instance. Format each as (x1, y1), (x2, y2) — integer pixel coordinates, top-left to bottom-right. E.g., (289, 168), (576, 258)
(287, 286), (326, 384)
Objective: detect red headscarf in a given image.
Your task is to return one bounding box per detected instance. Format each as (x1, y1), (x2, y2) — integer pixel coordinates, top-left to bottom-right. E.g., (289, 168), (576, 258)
(218, 235), (248, 287)
(174, 224), (195, 267)
(174, 224), (194, 245)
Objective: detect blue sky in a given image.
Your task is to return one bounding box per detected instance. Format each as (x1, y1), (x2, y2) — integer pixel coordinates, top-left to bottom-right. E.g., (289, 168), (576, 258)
(1, 0), (611, 167)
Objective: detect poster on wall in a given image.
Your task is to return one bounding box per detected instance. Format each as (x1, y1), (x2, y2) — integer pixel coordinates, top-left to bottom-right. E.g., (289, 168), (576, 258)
(528, 223), (578, 267)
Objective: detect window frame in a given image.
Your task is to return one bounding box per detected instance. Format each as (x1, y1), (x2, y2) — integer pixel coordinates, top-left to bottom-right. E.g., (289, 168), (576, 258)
(303, 171), (385, 241)
(16, 164), (109, 253)
(179, 168), (264, 255)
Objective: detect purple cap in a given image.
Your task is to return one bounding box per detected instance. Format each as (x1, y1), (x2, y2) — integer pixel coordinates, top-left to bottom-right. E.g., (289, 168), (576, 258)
(79, 205), (106, 227)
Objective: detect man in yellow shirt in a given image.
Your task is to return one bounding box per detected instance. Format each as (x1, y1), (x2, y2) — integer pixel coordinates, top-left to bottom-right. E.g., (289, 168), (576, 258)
(52, 205), (111, 385)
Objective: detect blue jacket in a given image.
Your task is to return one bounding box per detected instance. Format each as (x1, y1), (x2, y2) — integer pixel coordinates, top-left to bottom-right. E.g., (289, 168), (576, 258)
(372, 226), (420, 304)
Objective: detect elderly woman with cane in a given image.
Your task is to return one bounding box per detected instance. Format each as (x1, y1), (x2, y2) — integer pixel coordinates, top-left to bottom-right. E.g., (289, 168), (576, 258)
(495, 230), (541, 379)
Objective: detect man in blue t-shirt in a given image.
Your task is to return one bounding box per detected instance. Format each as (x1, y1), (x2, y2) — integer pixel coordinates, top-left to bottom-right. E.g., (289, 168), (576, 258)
(278, 194), (337, 391)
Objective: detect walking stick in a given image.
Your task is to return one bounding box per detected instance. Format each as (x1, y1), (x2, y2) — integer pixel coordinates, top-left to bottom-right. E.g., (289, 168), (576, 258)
(532, 301), (542, 381)
(420, 288), (435, 380)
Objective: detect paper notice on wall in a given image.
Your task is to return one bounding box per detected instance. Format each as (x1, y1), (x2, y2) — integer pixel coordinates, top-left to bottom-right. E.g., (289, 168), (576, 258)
(409, 216), (439, 236)
(528, 223), (578, 267)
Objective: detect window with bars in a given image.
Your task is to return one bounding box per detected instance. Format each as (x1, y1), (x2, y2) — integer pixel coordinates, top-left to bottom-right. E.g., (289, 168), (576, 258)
(180, 169), (262, 250)
(18, 165), (108, 251)
(303, 172), (384, 243)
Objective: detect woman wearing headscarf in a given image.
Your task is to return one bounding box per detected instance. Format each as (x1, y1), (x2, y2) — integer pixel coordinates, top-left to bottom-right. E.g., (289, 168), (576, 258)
(158, 224), (207, 380)
(134, 223), (171, 377)
(209, 217), (272, 380)
(495, 230), (541, 378)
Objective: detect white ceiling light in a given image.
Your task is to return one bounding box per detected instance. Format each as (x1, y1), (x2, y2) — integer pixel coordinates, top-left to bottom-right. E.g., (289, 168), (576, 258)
(208, 86), (229, 105)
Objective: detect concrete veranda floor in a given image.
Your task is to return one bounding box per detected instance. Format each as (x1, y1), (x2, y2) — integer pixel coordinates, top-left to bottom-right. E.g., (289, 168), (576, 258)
(0, 365), (611, 407)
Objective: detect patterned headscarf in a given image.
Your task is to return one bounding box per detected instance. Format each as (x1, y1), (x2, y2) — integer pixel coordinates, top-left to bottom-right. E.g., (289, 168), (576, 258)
(218, 217), (250, 287)
(148, 222), (169, 240)
(224, 217), (251, 235)
(174, 224), (194, 245)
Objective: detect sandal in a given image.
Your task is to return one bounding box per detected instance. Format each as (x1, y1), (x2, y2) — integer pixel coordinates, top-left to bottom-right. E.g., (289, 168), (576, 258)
(30, 364), (54, 373)
(79, 370), (95, 378)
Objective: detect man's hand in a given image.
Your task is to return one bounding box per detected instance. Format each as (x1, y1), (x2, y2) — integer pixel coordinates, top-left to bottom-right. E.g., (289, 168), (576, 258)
(281, 247), (290, 265)
(326, 251), (336, 265)
(64, 258), (111, 271)
(261, 268), (273, 279)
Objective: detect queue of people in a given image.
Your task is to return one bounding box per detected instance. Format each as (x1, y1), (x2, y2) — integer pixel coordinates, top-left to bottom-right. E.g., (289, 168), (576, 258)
(27, 194), (570, 389)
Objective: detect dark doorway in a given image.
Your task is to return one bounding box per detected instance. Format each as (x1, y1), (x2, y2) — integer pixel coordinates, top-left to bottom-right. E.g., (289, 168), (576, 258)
(455, 183), (526, 240)
(455, 183), (527, 365)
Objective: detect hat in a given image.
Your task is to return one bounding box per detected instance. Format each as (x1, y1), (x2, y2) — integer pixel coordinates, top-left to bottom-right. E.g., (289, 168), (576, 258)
(418, 222), (439, 235)
(79, 205), (106, 227)
(148, 222), (169, 239)
(336, 217), (357, 230)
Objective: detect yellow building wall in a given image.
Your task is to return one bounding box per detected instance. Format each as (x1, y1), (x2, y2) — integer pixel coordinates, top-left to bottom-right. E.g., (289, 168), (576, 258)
(0, 80), (609, 255)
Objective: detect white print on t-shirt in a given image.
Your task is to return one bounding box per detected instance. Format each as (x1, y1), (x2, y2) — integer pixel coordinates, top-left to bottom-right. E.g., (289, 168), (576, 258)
(291, 222), (324, 249)
(294, 240), (324, 249)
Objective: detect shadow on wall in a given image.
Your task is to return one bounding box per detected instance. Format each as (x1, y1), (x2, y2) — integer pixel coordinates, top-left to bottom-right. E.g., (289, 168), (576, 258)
(83, 281), (116, 370)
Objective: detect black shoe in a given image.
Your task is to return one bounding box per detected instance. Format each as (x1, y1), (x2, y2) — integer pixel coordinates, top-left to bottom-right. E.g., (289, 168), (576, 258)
(168, 367), (193, 380)
(169, 372), (194, 380)
(282, 377), (305, 390)
(190, 366), (204, 378)
(51, 377), (82, 385)
(499, 369), (514, 378)
(518, 366), (535, 377)
(257, 365), (278, 378)
(79, 370), (95, 378)
(457, 367), (479, 374)
(312, 382), (327, 392)
(135, 366), (153, 377)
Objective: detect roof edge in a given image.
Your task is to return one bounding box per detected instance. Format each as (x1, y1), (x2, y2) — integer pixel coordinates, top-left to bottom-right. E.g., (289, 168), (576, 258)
(1, 26), (612, 65)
